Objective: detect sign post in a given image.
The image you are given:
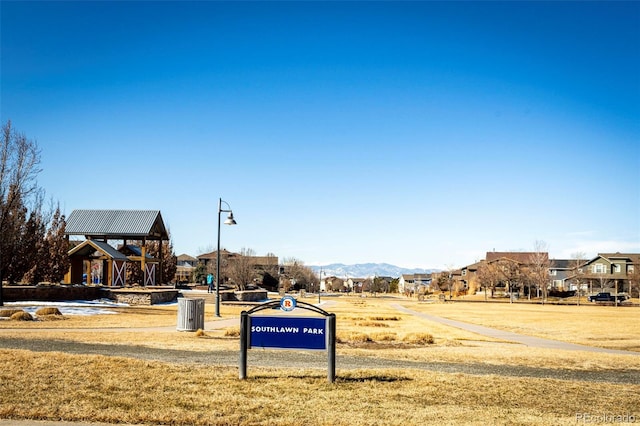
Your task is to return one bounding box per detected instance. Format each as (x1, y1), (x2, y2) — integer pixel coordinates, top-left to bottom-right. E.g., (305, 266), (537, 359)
(239, 297), (336, 383)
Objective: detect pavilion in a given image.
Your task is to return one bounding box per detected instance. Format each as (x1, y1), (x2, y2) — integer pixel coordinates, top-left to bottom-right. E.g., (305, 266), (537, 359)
(64, 209), (169, 286)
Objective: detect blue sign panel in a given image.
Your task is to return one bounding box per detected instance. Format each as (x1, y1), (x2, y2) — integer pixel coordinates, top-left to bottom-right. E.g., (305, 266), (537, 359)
(250, 316), (327, 350)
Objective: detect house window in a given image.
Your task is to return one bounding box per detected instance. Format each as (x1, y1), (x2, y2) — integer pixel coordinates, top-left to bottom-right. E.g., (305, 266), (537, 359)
(553, 280), (563, 288)
(594, 263), (606, 274)
(549, 270), (557, 276)
(613, 264), (621, 273)
(629, 265), (635, 274)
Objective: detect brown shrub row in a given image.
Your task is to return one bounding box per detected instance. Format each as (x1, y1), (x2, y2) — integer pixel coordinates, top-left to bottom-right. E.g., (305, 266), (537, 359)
(0, 307), (63, 321)
(337, 331), (435, 345)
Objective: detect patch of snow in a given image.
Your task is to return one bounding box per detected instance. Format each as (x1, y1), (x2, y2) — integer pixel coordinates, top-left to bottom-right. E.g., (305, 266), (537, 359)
(4, 299), (129, 316)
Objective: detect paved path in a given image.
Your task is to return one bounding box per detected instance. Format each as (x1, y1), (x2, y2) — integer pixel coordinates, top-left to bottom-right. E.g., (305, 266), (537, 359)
(392, 304), (639, 356)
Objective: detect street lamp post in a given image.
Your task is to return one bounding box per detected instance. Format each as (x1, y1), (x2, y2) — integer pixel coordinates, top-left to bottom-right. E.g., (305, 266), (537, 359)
(216, 198), (237, 317)
(318, 267), (323, 304)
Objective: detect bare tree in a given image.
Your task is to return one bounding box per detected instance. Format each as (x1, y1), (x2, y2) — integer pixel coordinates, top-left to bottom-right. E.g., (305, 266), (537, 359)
(258, 252), (280, 291)
(568, 251), (587, 306)
(527, 240), (550, 304)
(0, 121), (42, 305)
(228, 247), (257, 291)
(281, 257), (318, 291)
(372, 276), (390, 294)
(495, 258), (522, 303)
(596, 273), (612, 293)
(476, 261), (500, 300)
(362, 277), (373, 294)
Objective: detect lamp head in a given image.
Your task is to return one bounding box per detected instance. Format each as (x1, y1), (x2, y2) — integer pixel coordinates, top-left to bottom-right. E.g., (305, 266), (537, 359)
(224, 212), (237, 225)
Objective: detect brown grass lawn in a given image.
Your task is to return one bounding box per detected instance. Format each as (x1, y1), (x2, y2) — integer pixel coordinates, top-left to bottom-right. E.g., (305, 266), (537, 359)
(0, 295), (639, 425)
(402, 297), (640, 352)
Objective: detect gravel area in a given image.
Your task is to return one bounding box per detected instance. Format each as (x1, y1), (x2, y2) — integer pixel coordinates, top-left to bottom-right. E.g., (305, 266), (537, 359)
(0, 336), (637, 385)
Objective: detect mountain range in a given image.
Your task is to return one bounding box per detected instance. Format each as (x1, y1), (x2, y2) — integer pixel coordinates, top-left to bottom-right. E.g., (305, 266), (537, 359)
(309, 263), (440, 279)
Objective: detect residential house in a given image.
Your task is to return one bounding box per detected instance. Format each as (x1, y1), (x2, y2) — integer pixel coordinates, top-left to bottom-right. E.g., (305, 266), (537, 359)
(176, 254), (197, 283)
(548, 259), (574, 291)
(430, 270), (464, 296)
(345, 278), (366, 293)
(196, 250), (279, 288)
(577, 253), (640, 296)
(484, 251), (549, 296)
(399, 273), (432, 295)
(460, 261), (483, 294)
(486, 251), (546, 264)
(398, 274), (415, 294)
(321, 276), (345, 292)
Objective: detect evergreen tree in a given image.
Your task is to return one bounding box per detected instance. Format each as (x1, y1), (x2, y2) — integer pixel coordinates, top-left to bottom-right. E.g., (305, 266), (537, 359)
(146, 237), (177, 284)
(45, 207), (69, 283)
(20, 208), (47, 284)
(3, 194), (28, 284)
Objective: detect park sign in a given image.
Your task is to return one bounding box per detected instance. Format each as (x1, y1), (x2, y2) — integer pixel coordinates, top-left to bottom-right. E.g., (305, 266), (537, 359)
(250, 315), (327, 350)
(239, 297), (336, 383)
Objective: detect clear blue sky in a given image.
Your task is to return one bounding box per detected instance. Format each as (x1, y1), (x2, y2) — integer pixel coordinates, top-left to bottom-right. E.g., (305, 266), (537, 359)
(2, 1), (639, 269)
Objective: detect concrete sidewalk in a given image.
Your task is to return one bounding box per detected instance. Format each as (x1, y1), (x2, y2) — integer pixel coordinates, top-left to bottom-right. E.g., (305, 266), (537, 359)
(392, 304), (639, 356)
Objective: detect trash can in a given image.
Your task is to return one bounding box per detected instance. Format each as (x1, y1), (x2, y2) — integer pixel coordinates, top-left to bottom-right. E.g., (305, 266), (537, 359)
(177, 298), (205, 331)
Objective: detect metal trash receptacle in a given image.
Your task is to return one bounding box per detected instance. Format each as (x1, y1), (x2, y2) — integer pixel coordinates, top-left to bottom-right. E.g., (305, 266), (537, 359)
(177, 298), (205, 331)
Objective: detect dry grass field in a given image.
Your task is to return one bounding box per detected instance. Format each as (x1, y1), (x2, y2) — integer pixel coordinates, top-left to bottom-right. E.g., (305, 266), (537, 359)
(0, 294), (638, 425)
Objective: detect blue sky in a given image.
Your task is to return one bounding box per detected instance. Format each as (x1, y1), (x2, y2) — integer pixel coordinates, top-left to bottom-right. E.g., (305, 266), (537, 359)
(2, 1), (639, 269)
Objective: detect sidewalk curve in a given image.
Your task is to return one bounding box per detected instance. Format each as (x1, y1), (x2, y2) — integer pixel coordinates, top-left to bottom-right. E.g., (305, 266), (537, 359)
(392, 304), (639, 356)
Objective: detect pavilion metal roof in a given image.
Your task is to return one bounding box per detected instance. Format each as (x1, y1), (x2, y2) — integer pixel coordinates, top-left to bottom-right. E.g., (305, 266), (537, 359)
(68, 239), (129, 261)
(65, 210), (169, 240)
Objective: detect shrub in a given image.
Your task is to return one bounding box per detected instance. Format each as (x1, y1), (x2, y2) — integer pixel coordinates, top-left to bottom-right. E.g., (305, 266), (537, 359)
(368, 316), (401, 321)
(0, 309), (24, 318)
(35, 307), (62, 316)
(356, 321), (389, 328)
(370, 332), (397, 342)
(402, 332), (435, 345)
(195, 329), (206, 337)
(224, 327), (240, 337)
(337, 331), (371, 344)
(10, 311), (33, 321)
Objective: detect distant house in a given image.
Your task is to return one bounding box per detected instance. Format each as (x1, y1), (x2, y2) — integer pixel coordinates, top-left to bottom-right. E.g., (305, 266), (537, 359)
(398, 274), (415, 294)
(577, 253), (640, 296)
(322, 276), (345, 292)
(176, 254), (197, 283)
(345, 278), (366, 293)
(485, 251), (548, 296)
(398, 273), (432, 294)
(196, 250), (279, 288)
(460, 261), (483, 294)
(548, 259), (573, 291)
(486, 251), (547, 264)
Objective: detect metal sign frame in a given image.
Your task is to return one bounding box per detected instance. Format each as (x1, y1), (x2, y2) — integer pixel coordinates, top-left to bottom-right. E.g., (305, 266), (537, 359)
(239, 299), (336, 383)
